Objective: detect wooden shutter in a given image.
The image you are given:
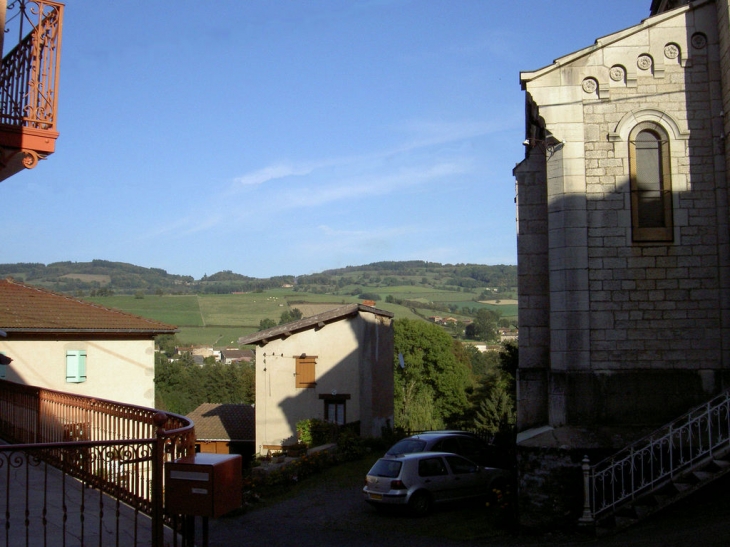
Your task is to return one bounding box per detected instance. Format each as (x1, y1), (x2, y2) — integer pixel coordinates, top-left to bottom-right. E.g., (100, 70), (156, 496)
(295, 356), (316, 388)
(66, 350), (87, 383)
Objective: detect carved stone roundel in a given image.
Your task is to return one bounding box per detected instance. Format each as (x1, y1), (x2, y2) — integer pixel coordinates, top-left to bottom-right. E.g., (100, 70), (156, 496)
(691, 33), (707, 50)
(609, 66), (625, 82)
(664, 44), (679, 59)
(637, 55), (652, 70)
(582, 78), (598, 94)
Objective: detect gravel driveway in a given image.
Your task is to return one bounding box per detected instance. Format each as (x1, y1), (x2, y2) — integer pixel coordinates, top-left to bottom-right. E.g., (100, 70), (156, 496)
(200, 461), (730, 547)
(201, 457), (513, 547)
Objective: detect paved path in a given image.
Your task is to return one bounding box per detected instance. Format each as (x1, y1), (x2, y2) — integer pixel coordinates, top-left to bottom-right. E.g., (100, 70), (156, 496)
(203, 469), (730, 547)
(0, 451), (172, 547)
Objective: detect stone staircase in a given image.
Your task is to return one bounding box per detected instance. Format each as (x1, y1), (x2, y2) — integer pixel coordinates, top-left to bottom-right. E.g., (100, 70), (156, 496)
(583, 391), (730, 534)
(595, 447), (730, 534)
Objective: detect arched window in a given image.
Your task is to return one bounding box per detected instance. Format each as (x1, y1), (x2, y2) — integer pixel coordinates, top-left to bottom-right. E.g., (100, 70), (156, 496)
(629, 124), (672, 241)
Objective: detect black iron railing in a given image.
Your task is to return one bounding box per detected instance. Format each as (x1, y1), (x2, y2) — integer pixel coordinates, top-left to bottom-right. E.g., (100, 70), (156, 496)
(0, 380), (196, 546)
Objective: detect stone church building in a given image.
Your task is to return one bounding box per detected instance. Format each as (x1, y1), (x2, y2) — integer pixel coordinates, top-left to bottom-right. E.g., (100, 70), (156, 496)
(514, 0), (730, 527)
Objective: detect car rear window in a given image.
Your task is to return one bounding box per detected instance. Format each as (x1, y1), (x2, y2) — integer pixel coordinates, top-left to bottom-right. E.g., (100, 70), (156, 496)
(369, 459), (403, 478)
(387, 439), (427, 455)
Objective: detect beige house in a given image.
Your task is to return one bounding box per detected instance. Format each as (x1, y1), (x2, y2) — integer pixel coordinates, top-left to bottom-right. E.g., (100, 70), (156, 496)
(239, 304), (394, 455)
(514, 0), (730, 527)
(0, 278), (177, 407)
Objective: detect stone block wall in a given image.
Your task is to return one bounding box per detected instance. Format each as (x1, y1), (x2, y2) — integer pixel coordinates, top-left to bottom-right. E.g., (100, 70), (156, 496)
(514, 0), (730, 530)
(584, 17), (721, 374)
(516, 1), (730, 428)
(515, 146), (550, 429)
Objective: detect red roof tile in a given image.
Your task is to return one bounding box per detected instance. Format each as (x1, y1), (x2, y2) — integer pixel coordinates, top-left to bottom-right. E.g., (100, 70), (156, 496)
(186, 403), (255, 441)
(238, 303), (393, 346)
(0, 278), (177, 334)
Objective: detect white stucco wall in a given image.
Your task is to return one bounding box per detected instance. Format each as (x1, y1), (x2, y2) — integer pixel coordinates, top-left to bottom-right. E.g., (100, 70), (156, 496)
(0, 338), (156, 408)
(255, 318), (361, 451)
(253, 309), (394, 453)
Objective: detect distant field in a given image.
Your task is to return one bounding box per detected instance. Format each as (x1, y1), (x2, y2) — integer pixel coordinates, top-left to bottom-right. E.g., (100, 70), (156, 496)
(61, 273), (111, 285)
(84, 287), (516, 346)
(481, 299), (518, 305)
(177, 326), (258, 346)
(85, 295), (204, 326)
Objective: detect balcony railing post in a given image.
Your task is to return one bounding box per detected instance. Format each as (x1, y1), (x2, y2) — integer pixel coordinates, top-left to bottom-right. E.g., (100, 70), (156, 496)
(151, 412), (168, 547)
(579, 455), (595, 528)
(669, 424), (675, 479)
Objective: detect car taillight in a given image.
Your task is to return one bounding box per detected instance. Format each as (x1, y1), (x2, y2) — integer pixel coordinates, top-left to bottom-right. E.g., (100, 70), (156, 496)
(390, 479), (406, 489)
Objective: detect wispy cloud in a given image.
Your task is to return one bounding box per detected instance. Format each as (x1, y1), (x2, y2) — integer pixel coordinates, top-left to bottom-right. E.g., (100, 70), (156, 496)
(151, 117), (492, 240)
(232, 163), (314, 186)
(389, 118), (513, 151)
(297, 223), (426, 257)
(281, 161), (472, 210)
(230, 116), (507, 192)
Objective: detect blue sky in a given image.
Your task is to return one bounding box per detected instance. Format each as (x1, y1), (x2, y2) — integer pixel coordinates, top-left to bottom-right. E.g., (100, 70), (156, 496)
(2, 1), (651, 280)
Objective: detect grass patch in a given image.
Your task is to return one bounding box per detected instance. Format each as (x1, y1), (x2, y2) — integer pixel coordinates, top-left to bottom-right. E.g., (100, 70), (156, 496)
(176, 326), (257, 346)
(84, 295), (204, 326)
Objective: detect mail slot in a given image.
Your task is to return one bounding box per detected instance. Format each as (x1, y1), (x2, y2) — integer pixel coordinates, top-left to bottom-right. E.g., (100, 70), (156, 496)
(165, 453), (242, 517)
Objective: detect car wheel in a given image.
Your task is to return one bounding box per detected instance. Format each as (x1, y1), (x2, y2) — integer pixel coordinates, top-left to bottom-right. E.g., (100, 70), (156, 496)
(408, 491), (432, 517)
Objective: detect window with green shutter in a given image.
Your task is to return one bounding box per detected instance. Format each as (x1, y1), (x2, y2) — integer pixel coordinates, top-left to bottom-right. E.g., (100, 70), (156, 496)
(66, 350), (87, 383)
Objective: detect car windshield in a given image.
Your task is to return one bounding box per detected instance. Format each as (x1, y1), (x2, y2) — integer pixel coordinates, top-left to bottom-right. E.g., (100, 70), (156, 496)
(386, 439), (427, 455)
(369, 459), (402, 478)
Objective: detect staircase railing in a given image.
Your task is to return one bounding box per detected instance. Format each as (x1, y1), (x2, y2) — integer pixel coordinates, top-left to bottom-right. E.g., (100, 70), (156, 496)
(581, 390), (730, 524)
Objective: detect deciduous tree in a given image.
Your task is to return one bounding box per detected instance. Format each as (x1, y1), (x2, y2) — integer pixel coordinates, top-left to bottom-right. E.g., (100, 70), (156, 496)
(393, 319), (473, 430)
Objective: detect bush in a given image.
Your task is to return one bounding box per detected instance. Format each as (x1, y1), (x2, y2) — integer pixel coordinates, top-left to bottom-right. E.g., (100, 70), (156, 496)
(335, 428), (366, 461)
(296, 418), (337, 447)
(242, 449), (337, 506)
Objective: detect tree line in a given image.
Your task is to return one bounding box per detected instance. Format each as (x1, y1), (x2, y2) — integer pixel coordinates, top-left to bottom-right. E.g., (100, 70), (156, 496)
(154, 335), (255, 415)
(0, 260), (515, 297)
(153, 319), (517, 437)
(393, 319), (516, 437)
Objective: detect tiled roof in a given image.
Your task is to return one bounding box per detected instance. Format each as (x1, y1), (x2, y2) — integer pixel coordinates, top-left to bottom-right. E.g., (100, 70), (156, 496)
(221, 348), (254, 361)
(187, 403), (255, 441)
(238, 303), (393, 346)
(0, 278), (177, 334)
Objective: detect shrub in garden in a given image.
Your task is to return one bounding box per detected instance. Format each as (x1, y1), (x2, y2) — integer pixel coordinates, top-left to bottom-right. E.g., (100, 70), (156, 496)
(335, 428), (366, 461)
(296, 418), (337, 447)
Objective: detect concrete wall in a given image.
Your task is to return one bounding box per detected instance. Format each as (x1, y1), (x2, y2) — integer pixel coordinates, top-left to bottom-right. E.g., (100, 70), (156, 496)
(0, 337), (156, 408)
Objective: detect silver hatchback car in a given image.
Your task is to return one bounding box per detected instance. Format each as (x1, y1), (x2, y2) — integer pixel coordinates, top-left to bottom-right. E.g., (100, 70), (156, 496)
(363, 452), (509, 516)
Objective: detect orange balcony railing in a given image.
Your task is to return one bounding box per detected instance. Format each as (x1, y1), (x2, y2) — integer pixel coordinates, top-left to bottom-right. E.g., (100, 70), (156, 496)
(0, 0), (63, 180)
(0, 380), (196, 547)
